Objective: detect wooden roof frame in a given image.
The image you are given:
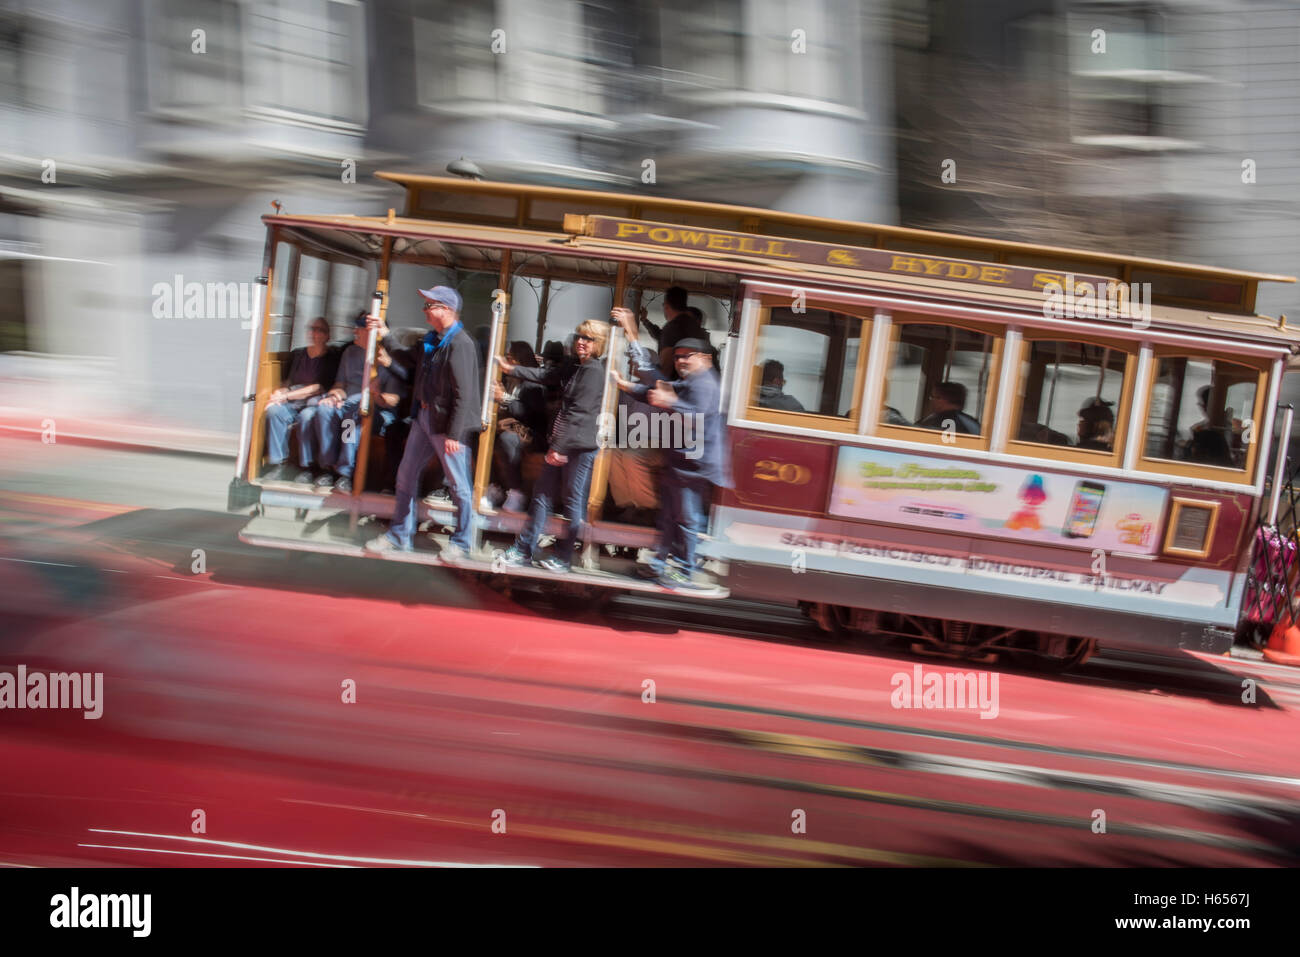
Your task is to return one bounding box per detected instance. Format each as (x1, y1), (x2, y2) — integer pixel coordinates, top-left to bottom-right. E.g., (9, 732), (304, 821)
(375, 171), (1296, 315)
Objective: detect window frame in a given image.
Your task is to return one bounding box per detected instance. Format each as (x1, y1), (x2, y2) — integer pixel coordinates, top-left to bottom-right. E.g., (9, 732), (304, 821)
(1134, 346), (1269, 482)
(1004, 333), (1138, 468)
(872, 314), (1005, 452)
(742, 296), (874, 435)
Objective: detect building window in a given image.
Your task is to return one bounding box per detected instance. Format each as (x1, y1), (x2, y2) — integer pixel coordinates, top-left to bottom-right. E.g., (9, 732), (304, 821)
(1067, 5), (1204, 150)
(660, 0), (744, 92)
(660, 0), (853, 105)
(747, 0), (851, 104)
(878, 321), (999, 447)
(246, 0), (367, 126)
(145, 0), (242, 113)
(0, 15), (25, 109)
(416, 0), (604, 115)
(746, 304), (869, 432)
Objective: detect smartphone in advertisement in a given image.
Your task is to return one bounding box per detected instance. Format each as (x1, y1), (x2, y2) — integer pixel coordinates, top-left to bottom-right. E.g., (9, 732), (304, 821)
(1064, 481), (1106, 538)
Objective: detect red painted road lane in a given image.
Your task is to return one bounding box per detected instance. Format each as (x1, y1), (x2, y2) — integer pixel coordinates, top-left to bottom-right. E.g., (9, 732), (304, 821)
(2, 549), (1298, 867)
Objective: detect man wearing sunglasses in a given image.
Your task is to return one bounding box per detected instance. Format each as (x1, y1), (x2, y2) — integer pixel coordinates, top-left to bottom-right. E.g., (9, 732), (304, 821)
(365, 285), (480, 562)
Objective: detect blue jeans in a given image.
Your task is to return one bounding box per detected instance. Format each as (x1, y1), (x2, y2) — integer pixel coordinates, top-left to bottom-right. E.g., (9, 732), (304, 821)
(514, 448), (597, 567)
(315, 395), (363, 477)
(654, 472), (712, 573)
(387, 407), (475, 550)
(265, 398), (321, 467)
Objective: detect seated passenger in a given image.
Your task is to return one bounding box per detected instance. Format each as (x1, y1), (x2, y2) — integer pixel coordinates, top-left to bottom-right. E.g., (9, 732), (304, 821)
(488, 340), (549, 513)
(756, 360), (806, 412)
(1076, 398), (1115, 451)
(1182, 385), (1235, 467)
(371, 337), (414, 492)
(915, 381), (980, 435)
(1019, 420), (1072, 446)
(313, 312), (372, 493)
(881, 405), (911, 426)
(496, 320), (608, 573)
(263, 316), (339, 483)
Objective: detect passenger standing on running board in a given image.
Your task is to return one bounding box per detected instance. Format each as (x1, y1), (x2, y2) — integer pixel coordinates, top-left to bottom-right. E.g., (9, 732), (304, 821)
(611, 306), (731, 590)
(495, 320), (608, 574)
(365, 285), (480, 562)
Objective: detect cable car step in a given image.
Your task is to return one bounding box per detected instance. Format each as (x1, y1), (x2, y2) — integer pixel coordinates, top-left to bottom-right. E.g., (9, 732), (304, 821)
(237, 515), (728, 597)
(445, 549), (730, 598)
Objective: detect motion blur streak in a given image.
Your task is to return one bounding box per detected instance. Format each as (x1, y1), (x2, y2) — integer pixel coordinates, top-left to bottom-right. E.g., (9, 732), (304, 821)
(85, 830), (529, 868)
(3, 440), (1300, 866)
(77, 845), (350, 867)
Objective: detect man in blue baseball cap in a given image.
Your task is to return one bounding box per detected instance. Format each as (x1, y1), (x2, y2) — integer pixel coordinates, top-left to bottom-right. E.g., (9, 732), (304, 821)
(365, 284), (480, 561)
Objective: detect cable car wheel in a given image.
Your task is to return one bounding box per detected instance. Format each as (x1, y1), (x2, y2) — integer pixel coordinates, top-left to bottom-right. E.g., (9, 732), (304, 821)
(804, 602), (1094, 670)
(1004, 634), (1096, 672)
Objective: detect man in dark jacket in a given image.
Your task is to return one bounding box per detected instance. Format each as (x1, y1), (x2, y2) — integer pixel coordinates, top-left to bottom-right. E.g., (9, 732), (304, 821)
(915, 381), (981, 436)
(496, 320), (608, 572)
(365, 285), (481, 560)
(613, 307), (730, 589)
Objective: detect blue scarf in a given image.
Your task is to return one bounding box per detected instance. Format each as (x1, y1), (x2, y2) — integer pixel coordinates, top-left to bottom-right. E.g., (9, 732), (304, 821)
(429, 321), (462, 353)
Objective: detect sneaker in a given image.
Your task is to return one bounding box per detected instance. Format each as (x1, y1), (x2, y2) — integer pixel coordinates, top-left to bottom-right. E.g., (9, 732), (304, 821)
(364, 534), (408, 554)
(423, 488), (452, 506)
(478, 495), (495, 512)
(497, 546), (528, 567)
(502, 489), (528, 513)
(294, 468), (316, 484)
(658, 564), (706, 590)
(336, 476), (353, 494)
(262, 463), (291, 482)
(633, 563), (662, 580)
(439, 543), (467, 564)
(315, 473), (335, 489)
(533, 556), (570, 574)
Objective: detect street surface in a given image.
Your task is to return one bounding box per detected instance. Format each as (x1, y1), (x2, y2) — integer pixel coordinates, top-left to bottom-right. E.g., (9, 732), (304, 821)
(2, 436), (1299, 867)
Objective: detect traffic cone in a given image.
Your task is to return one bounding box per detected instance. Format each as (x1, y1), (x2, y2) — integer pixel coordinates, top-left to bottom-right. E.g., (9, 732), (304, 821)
(1264, 608), (1300, 666)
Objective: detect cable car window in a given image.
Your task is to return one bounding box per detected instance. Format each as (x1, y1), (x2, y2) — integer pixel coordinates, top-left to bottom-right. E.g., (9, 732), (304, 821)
(882, 323), (995, 436)
(1015, 340), (1129, 452)
(1143, 357), (1257, 470)
(267, 241), (297, 351)
(749, 306), (865, 422)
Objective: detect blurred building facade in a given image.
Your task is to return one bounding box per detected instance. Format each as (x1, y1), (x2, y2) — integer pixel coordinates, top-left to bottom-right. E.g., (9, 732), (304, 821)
(896, 0), (1300, 326)
(0, 0), (1294, 442)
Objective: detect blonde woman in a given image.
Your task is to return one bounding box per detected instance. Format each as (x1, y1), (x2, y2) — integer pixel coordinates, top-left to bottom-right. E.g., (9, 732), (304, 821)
(495, 320), (608, 573)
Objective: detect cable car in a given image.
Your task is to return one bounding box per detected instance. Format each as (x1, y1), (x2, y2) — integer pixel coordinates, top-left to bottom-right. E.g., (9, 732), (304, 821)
(228, 172), (1298, 666)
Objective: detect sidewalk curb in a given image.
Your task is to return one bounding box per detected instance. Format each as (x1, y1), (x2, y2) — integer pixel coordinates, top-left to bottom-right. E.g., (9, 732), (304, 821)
(0, 414), (237, 460)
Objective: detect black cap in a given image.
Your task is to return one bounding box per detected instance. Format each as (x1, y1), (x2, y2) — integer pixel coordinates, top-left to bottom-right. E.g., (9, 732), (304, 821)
(673, 336), (712, 353)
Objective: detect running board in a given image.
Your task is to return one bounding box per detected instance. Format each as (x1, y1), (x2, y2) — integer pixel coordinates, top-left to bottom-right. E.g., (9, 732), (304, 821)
(447, 551), (729, 598)
(237, 514), (728, 598)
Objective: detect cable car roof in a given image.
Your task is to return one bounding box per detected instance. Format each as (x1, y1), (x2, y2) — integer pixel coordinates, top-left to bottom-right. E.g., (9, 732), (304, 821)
(374, 172), (1295, 301)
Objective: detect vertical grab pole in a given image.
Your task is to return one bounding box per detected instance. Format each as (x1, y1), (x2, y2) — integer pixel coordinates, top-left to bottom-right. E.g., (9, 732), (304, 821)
(471, 251), (513, 551)
(1269, 404), (1293, 526)
(583, 262), (629, 566)
(349, 234), (392, 531)
(234, 231), (275, 484)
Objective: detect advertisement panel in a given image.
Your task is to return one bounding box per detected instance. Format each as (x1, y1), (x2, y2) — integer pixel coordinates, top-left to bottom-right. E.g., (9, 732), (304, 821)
(828, 447), (1167, 554)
